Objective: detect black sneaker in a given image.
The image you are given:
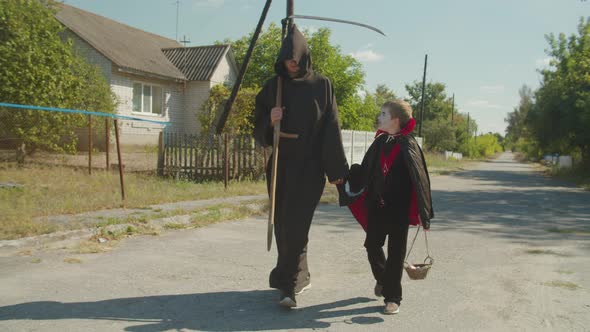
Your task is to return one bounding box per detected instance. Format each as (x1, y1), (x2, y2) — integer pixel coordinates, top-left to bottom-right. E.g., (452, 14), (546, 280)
(374, 283), (383, 297)
(279, 291), (297, 308)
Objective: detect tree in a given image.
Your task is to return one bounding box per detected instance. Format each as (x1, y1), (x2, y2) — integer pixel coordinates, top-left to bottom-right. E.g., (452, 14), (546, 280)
(405, 81), (453, 124)
(223, 24), (366, 130)
(422, 118), (456, 152)
(199, 84), (259, 135)
(374, 84), (397, 107)
(504, 85), (534, 152)
(527, 17), (590, 163)
(0, 0), (116, 153)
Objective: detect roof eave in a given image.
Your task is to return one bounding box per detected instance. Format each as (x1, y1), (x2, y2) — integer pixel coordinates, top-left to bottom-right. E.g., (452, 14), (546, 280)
(116, 66), (186, 83)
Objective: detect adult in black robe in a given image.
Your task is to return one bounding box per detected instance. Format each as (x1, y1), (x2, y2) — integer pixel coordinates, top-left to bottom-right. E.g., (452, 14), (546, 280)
(253, 25), (348, 306)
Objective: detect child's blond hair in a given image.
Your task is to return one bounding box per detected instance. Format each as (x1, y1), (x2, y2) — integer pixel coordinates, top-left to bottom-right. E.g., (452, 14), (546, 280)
(382, 100), (413, 127)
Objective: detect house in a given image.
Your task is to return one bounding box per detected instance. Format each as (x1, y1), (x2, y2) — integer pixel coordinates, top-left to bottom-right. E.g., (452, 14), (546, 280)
(55, 4), (238, 145)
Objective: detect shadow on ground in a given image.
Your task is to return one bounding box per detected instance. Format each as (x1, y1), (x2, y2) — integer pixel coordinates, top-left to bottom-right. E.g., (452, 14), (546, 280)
(315, 165), (590, 247)
(0, 291), (383, 331)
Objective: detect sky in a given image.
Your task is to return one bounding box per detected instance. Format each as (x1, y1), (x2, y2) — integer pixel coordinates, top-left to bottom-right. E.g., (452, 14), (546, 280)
(63, 0), (589, 135)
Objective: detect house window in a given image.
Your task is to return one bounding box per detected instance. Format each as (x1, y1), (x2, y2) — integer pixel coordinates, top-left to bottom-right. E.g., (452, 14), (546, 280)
(132, 83), (163, 115)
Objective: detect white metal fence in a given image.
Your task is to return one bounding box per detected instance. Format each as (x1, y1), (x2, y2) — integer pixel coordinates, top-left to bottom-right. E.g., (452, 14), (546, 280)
(341, 130), (375, 165)
(341, 130), (424, 165)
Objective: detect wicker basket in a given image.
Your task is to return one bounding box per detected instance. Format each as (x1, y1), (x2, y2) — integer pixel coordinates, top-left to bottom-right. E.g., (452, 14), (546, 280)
(404, 256), (434, 280)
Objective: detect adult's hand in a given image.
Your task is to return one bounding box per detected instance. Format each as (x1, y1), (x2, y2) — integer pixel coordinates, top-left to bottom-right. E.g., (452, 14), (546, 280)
(330, 178), (344, 185)
(270, 107), (284, 126)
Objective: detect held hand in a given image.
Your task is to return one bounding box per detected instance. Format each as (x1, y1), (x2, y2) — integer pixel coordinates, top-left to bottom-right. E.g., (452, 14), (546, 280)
(270, 107), (284, 126)
(330, 178), (343, 185)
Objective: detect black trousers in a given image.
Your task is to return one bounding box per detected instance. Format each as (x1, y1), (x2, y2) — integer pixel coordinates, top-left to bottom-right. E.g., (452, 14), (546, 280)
(364, 209), (410, 304)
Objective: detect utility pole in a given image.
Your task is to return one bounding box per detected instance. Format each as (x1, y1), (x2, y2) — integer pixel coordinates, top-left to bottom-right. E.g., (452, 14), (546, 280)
(175, 0), (180, 41)
(451, 93), (455, 127)
(418, 54), (428, 137)
(180, 35), (190, 47)
(284, 0), (294, 37)
(180, 35), (191, 74)
(467, 113), (471, 137)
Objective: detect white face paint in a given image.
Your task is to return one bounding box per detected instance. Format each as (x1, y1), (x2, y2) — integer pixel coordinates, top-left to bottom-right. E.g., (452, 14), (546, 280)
(377, 108), (394, 131)
(377, 107), (400, 133)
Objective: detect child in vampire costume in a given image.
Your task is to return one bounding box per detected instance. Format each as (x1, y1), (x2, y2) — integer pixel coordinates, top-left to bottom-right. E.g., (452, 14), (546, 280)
(253, 25), (349, 308)
(346, 100), (434, 315)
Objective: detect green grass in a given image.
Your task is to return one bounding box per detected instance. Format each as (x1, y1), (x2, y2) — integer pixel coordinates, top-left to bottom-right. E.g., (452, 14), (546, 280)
(163, 222), (188, 230)
(423, 152), (472, 175)
(0, 163), (266, 240)
(543, 280), (580, 290)
(189, 202), (268, 227)
(546, 228), (590, 235)
(548, 163), (590, 191)
(524, 249), (572, 257)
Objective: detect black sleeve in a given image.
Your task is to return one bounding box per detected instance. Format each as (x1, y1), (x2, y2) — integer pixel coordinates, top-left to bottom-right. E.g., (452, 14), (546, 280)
(321, 80), (349, 182)
(253, 78), (275, 147)
(348, 138), (379, 193)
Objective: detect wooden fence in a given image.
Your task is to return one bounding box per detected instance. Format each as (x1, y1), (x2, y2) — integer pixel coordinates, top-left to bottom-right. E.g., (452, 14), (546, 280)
(157, 132), (267, 182)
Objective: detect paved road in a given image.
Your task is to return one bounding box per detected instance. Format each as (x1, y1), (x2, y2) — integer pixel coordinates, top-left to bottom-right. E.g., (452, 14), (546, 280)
(0, 153), (588, 331)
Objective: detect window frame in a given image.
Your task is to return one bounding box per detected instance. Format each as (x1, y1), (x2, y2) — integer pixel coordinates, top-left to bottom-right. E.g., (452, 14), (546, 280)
(132, 82), (165, 117)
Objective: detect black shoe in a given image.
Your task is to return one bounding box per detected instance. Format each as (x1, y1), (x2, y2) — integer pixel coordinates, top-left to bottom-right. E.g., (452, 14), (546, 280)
(269, 271), (280, 289)
(279, 291), (297, 308)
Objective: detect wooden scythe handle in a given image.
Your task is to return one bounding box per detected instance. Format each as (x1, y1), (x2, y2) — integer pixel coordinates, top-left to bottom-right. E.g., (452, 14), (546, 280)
(267, 76), (282, 251)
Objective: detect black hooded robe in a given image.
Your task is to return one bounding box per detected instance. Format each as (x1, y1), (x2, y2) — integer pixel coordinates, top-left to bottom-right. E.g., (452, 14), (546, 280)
(253, 25), (348, 294)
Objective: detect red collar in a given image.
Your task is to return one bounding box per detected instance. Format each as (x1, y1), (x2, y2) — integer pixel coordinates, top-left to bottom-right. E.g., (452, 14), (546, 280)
(374, 118), (416, 138)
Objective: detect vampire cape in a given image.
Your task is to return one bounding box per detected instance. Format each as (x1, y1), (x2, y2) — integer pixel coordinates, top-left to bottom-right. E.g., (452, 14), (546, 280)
(347, 119), (434, 231)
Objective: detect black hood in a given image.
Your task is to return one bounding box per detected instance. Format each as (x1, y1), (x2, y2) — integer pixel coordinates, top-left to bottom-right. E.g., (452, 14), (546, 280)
(274, 24), (313, 79)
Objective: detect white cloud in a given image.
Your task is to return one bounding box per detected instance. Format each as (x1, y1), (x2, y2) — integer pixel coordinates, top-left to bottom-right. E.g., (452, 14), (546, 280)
(193, 0), (224, 8)
(466, 100), (504, 110)
(535, 57), (552, 68)
(479, 85), (505, 93)
(350, 50), (384, 62)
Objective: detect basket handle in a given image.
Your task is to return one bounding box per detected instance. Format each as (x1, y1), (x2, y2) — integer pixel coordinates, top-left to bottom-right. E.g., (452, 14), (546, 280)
(406, 225), (433, 262)
(424, 256), (434, 266)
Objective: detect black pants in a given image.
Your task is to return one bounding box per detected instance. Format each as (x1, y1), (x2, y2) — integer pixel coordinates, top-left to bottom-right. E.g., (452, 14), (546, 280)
(364, 211), (410, 304)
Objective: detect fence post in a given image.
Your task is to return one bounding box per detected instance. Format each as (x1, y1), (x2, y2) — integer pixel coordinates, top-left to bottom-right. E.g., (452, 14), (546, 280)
(350, 130), (355, 165)
(114, 119), (125, 202)
(88, 115), (92, 175)
(157, 131), (164, 177)
(224, 132), (229, 188)
(105, 118), (110, 171)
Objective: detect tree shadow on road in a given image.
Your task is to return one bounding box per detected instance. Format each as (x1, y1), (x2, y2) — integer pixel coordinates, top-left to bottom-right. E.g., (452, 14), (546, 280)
(314, 166), (590, 248)
(0, 291), (384, 331)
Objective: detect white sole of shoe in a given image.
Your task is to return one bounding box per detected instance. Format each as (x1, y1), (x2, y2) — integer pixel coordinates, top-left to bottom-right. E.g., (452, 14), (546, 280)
(279, 297), (297, 308)
(295, 283), (312, 295)
(383, 307), (400, 315)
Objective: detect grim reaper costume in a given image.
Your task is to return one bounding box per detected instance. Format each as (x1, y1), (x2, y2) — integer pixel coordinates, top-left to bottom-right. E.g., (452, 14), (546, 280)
(253, 25), (348, 304)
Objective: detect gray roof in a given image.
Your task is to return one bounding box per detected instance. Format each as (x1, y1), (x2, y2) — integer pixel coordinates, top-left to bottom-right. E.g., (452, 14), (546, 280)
(162, 45), (233, 81)
(56, 4), (186, 80)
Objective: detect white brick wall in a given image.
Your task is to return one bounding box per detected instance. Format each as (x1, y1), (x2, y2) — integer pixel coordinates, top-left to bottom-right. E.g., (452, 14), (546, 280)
(111, 72), (182, 145)
(184, 82), (210, 135)
(63, 29), (112, 81)
(210, 52), (237, 87)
